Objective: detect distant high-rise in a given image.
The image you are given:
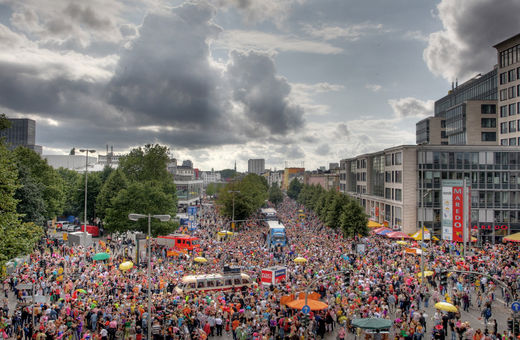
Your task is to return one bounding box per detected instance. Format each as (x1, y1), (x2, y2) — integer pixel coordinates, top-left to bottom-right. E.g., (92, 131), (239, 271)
(248, 159), (265, 175)
(0, 118), (42, 154)
(182, 159), (193, 168)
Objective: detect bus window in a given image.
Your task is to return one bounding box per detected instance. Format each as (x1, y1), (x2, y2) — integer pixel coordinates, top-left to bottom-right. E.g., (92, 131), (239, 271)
(197, 281), (205, 289)
(225, 279), (232, 286)
(234, 278), (242, 285)
(207, 280), (215, 288)
(215, 279), (223, 287)
(177, 240), (181, 244)
(243, 278), (250, 284)
(188, 283), (196, 289)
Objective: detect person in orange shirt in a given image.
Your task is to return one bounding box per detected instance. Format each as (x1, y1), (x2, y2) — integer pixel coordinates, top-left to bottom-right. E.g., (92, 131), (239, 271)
(232, 319), (240, 340)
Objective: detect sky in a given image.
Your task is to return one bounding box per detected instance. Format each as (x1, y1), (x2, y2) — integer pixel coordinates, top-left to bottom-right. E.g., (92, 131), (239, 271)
(1, 0), (520, 172)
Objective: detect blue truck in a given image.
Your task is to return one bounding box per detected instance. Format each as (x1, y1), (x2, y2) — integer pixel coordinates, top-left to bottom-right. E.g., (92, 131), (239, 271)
(266, 220), (287, 248)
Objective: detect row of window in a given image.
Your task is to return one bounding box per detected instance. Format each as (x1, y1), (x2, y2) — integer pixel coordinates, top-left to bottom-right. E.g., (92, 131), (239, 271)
(481, 132), (497, 142)
(384, 170), (402, 183)
(499, 85), (520, 101)
(356, 172), (367, 181)
(385, 152), (402, 166)
(419, 151), (520, 167)
(356, 159), (367, 169)
(384, 188), (402, 202)
(481, 118), (496, 128)
(501, 138), (520, 146)
(499, 44), (520, 68)
(481, 104), (497, 114)
(499, 67), (520, 84)
(499, 102), (520, 117)
(499, 120), (520, 134)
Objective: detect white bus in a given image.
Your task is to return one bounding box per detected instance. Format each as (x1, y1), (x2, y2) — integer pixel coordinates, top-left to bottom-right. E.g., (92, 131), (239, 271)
(175, 272), (256, 294)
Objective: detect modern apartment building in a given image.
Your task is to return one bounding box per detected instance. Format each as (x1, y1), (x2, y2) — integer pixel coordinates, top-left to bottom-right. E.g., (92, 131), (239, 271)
(0, 118), (42, 154)
(201, 170), (222, 187)
(416, 69), (498, 145)
(248, 159), (265, 175)
(494, 33), (520, 146)
(340, 145), (520, 243)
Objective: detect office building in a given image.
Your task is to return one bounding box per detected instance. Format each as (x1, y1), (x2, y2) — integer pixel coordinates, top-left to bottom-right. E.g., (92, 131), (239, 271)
(248, 159), (265, 175)
(340, 145), (520, 243)
(282, 167), (305, 190)
(201, 170), (222, 187)
(494, 33), (520, 146)
(0, 118), (42, 154)
(182, 159), (193, 168)
(304, 172), (340, 191)
(416, 69), (498, 145)
(43, 154), (98, 171)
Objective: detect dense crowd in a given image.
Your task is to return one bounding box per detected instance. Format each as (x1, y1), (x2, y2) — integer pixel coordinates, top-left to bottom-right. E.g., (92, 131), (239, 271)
(1, 197), (519, 340)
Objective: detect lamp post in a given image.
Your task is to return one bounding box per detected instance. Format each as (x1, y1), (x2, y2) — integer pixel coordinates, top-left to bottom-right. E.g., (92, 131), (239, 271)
(128, 213), (171, 340)
(228, 190), (240, 231)
(79, 149), (95, 238)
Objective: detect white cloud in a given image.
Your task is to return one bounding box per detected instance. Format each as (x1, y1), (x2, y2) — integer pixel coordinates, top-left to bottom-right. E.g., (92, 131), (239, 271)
(214, 0), (305, 27)
(216, 30), (343, 54)
(404, 30), (428, 42)
(423, 0), (520, 82)
(388, 97), (434, 119)
(365, 84), (382, 92)
(302, 22), (384, 41)
(290, 82), (344, 116)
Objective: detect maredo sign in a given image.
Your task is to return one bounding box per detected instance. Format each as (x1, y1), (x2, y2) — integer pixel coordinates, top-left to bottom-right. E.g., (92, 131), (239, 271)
(441, 180), (469, 242)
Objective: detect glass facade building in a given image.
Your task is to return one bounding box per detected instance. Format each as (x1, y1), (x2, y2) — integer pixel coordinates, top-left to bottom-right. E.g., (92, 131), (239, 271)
(0, 118), (42, 154)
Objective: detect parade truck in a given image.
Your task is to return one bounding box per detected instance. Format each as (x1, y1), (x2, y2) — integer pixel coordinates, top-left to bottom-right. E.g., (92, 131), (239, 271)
(266, 220), (287, 248)
(260, 208), (277, 221)
(261, 266), (287, 285)
(156, 234), (201, 252)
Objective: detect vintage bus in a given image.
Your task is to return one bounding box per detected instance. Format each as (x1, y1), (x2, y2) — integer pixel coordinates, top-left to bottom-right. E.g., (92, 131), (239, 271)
(175, 270), (256, 294)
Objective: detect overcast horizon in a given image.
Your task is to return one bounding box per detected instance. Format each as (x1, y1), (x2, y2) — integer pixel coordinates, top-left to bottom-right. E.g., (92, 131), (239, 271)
(1, 0), (520, 172)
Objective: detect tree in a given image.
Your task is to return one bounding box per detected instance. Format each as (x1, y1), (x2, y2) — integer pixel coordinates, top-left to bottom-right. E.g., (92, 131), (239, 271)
(12, 147), (65, 220)
(56, 168), (82, 216)
(287, 178), (302, 199)
(14, 166), (46, 225)
(96, 169), (128, 220)
(104, 181), (178, 236)
(119, 144), (171, 183)
(206, 182), (225, 197)
(325, 191), (348, 229)
(268, 183), (283, 207)
(339, 199), (369, 237)
(220, 169), (237, 181)
(73, 172), (102, 223)
(217, 174), (268, 222)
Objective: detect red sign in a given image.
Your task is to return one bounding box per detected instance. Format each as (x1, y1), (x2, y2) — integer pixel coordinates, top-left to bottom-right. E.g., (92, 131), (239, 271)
(472, 225), (509, 230)
(452, 187), (463, 242)
(261, 270), (272, 284)
(375, 207), (379, 217)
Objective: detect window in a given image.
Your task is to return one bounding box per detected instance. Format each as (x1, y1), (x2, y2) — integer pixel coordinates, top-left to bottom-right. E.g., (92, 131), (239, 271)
(234, 278), (242, 285)
(500, 89), (508, 101)
(518, 119), (520, 132)
(394, 152), (402, 165)
(385, 154), (392, 166)
(510, 120), (517, 133)
(500, 72), (508, 84)
(481, 104), (496, 114)
(501, 139), (509, 146)
(481, 132), (496, 142)
(510, 86), (517, 99)
(385, 188), (391, 199)
(510, 103), (517, 116)
(395, 171), (402, 183)
(385, 171), (391, 182)
(481, 118), (496, 128)
(395, 189), (402, 202)
(197, 281), (205, 288)
(501, 105), (508, 117)
(509, 69), (517, 82)
(510, 138), (517, 146)
(518, 67), (520, 80)
(501, 122), (508, 134)
(206, 280), (215, 287)
(441, 120), (446, 128)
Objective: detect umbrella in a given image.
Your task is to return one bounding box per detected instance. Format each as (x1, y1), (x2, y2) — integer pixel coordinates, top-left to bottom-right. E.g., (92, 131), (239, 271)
(119, 261), (134, 271)
(194, 257), (207, 263)
(286, 299), (328, 311)
(351, 318), (393, 330)
(376, 229), (393, 236)
(367, 220), (382, 228)
(92, 252), (110, 261)
(76, 289), (87, 294)
(417, 270), (434, 277)
(503, 232), (520, 242)
(386, 231), (412, 239)
(396, 241), (409, 245)
(434, 301), (458, 312)
(293, 257), (308, 263)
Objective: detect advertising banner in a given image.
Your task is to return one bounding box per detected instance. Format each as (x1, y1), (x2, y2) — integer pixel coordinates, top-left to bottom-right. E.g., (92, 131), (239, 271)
(441, 180), (470, 242)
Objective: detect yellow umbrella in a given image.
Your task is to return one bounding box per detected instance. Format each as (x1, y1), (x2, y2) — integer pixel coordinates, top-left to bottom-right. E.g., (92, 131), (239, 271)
(396, 241), (409, 245)
(217, 231), (229, 236)
(194, 257), (208, 263)
(417, 270), (434, 277)
(294, 257), (308, 263)
(119, 261), (134, 271)
(434, 301), (458, 312)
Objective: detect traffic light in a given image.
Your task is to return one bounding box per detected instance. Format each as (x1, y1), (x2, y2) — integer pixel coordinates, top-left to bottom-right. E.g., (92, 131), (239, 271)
(508, 318), (513, 332)
(344, 271), (351, 286)
(514, 319), (520, 335)
(439, 271), (448, 286)
(301, 314), (309, 327)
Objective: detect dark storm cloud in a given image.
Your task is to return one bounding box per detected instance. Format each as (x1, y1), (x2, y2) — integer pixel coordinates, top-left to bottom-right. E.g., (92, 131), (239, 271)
(227, 50), (304, 135)
(106, 1), (226, 129)
(424, 0), (520, 81)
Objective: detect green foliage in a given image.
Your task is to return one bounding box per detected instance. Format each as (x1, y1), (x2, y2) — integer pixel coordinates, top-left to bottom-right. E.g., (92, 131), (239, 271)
(0, 113), (11, 132)
(217, 174), (268, 221)
(206, 182), (225, 197)
(73, 172), (102, 223)
(118, 144), (171, 182)
(0, 222), (43, 265)
(96, 169), (128, 220)
(287, 178), (302, 199)
(220, 169), (236, 181)
(56, 168), (82, 216)
(268, 183), (283, 206)
(104, 181), (178, 236)
(12, 147), (65, 220)
(296, 184), (368, 237)
(14, 166), (46, 225)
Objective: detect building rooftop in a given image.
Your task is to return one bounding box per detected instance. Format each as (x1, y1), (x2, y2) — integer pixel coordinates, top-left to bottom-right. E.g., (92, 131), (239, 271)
(493, 33), (520, 49)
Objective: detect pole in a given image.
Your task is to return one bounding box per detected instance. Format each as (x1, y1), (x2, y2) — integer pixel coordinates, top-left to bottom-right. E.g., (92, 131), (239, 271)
(32, 281), (35, 328)
(147, 214), (152, 340)
(84, 150), (88, 237)
(232, 193), (235, 231)
(420, 168), (424, 287)
(463, 179), (468, 257)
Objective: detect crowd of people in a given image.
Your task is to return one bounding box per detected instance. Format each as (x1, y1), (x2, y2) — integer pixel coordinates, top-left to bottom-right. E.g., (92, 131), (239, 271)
(1, 197), (519, 340)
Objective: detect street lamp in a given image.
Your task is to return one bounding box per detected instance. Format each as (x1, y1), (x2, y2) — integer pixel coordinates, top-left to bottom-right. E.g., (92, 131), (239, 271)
(79, 149), (95, 238)
(228, 190), (240, 231)
(128, 213), (171, 340)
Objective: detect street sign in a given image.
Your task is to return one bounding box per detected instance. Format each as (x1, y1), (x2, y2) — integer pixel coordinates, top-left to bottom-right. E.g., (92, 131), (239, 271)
(302, 305), (310, 315)
(187, 206), (197, 216)
(512, 301), (520, 312)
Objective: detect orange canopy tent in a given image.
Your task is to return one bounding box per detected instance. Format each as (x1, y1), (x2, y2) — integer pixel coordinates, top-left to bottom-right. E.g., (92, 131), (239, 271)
(286, 299), (329, 311)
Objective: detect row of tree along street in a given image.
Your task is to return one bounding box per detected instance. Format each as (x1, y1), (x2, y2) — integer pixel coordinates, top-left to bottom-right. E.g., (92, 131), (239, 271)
(288, 179), (369, 237)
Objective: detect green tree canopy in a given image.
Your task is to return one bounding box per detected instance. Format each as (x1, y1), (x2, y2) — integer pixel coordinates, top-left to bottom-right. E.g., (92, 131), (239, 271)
(268, 183), (283, 207)
(104, 181), (178, 236)
(96, 169), (128, 220)
(287, 178), (302, 199)
(217, 174), (268, 222)
(56, 168), (82, 216)
(73, 172), (102, 223)
(118, 144), (171, 182)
